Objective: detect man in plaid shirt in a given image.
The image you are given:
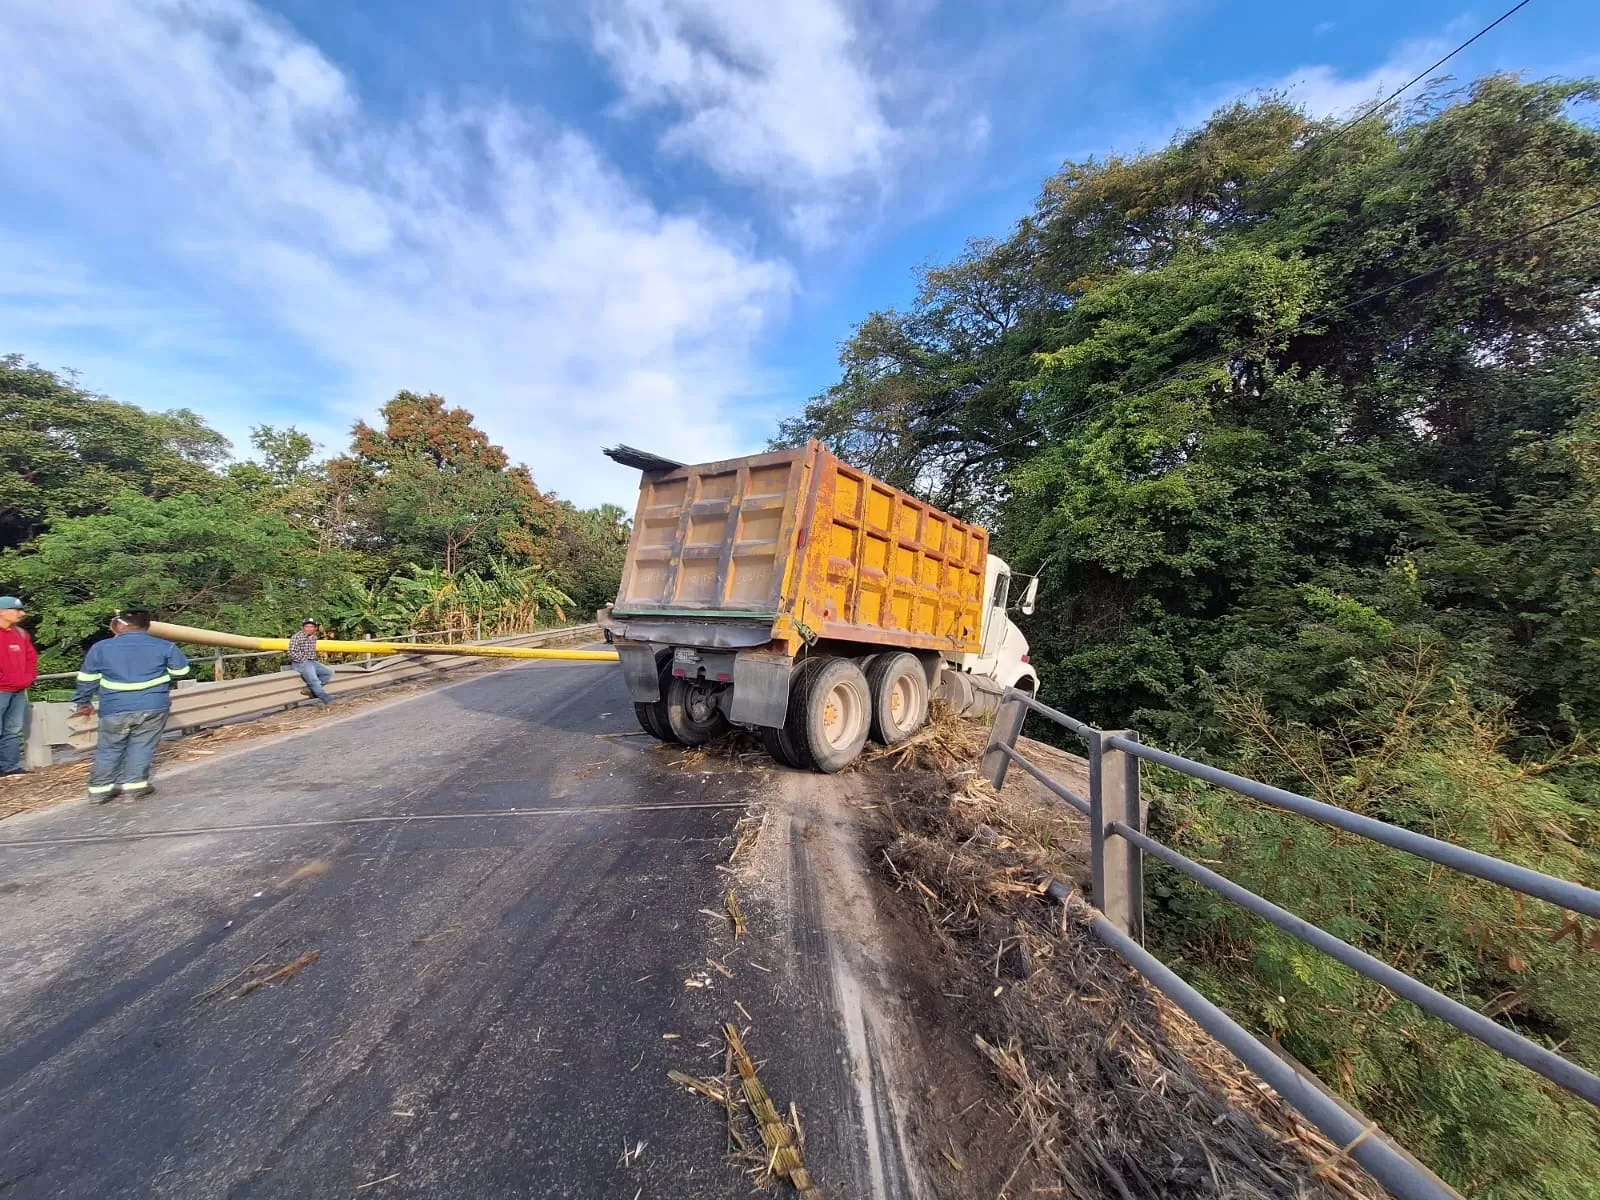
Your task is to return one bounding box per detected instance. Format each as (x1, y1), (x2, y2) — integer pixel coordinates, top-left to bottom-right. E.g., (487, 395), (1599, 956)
(288, 619), (336, 705)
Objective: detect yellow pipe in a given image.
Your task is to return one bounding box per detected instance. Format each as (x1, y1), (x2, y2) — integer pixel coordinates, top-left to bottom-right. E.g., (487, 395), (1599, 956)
(147, 620), (619, 662)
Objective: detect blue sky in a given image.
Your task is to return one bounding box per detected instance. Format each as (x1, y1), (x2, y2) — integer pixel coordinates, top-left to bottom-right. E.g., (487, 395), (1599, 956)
(3, 0), (1597, 508)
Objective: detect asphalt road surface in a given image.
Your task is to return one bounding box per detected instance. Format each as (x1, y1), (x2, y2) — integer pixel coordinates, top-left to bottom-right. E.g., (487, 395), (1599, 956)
(0, 658), (895, 1198)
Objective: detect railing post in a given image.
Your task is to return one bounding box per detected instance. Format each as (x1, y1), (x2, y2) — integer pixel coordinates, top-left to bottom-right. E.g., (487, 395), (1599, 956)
(363, 634), (373, 670)
(213, 648), (224, 682)
(1091, 730), (1144, 942)
(981, 690), (1026, 789)
(24, 703), (58, 770)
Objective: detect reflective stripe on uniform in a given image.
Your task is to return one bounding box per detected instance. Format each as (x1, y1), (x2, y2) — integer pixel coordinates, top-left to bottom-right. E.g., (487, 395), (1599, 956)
(168, 665), (190, 676)
(86, 784), (117, 795)
(76, 671), (102, 682)
(99, 674), (171, 691)
(123, 781), (149, 790)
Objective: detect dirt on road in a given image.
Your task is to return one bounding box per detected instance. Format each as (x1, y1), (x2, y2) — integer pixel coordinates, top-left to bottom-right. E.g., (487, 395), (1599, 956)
(712, 715), (1388, 1200)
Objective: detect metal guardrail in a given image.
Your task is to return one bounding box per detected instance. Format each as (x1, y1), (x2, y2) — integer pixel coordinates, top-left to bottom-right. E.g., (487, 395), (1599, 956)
(24, 625), (601, 767)
(982, 687), (1600, 1200)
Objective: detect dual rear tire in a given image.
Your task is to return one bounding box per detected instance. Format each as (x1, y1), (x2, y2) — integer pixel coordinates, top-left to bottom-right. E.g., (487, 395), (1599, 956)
(763, 652), (928, 773)
(865, 652), (929, 746)
(638, 647), (933, 772)
(633, 649), (678, 743)
(634, 648), (732, 746)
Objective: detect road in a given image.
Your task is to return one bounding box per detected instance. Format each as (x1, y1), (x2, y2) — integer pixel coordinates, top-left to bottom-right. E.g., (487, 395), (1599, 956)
(0, 657), (903, 1198)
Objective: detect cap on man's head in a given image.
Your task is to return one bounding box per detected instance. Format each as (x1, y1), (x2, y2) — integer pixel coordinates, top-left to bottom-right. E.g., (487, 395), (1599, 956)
(302, 618), (319, 627)
(0, 597), (23, 612)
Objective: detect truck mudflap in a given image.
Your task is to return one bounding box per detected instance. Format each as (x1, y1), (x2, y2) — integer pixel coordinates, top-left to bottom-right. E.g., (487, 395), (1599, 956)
(617, 643), (663, 703)
(730, 650), (793, 728)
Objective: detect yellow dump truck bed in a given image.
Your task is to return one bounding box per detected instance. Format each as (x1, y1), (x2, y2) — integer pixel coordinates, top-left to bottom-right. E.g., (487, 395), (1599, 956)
(614, 440), (988, 656)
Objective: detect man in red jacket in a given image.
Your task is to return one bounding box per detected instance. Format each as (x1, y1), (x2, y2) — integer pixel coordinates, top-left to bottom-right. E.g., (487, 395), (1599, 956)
(0, 597), (39, 776)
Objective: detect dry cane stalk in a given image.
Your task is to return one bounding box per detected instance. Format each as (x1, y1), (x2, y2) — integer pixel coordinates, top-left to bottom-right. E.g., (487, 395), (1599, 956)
(725, 891), (749, 938)
(725, 1023), (821, 1199)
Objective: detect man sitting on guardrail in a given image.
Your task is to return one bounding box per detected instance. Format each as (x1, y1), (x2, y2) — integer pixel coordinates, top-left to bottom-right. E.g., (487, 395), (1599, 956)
(288, 619), (336, 706)
(72, 609), (189, 803)
(0, 596), (39, 777)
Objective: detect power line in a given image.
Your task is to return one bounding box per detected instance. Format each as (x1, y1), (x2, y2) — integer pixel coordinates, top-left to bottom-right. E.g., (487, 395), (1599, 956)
(1265, 0), (1535, 184)
(980, 195), (1600, 459)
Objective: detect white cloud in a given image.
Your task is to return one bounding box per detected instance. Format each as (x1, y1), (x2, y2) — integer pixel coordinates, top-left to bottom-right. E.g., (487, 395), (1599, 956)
(0, 0), (795, 507)
(582, 0), (998, 245)
(591, 0), (895, 189)
(1261, 34), (1449, 121)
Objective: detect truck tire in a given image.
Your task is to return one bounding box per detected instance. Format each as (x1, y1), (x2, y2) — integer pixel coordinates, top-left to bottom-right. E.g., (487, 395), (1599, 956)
(761, 726), (797, 768)
(666, 674), (730, 745)
(762, 657), (826, 769)
(634, 649), (678, 743)
(866, 652), (929, 745)
(785, 656), (871, 773)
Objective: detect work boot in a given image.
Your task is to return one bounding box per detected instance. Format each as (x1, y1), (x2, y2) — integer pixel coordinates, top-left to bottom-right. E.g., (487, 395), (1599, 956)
(123, 782), (156, 800)
(87, 787), (118, 805)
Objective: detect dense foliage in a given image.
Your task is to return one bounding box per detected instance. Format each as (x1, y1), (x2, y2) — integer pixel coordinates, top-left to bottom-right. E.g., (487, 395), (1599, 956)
(779, 76), (1600, 1196)
(0, 368), (627, 675)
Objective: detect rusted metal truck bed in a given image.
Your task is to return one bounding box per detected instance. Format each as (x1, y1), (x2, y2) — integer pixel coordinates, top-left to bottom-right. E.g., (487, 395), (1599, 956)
(612, 440), (988, 656)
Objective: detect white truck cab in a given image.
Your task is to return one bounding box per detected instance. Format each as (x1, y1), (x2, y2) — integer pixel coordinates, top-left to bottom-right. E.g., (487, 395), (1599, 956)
(952, 554), (1040, 697)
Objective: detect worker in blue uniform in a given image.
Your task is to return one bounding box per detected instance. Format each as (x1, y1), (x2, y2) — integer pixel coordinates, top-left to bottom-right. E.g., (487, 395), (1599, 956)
(72, 609), (190, 803)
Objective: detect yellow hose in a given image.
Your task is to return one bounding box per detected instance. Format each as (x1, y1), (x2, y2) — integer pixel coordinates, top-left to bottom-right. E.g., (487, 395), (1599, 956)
(147, 620), (619, 662)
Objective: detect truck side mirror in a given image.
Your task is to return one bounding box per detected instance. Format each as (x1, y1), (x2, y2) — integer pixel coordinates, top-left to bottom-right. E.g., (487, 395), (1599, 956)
(1019, 575), (1039, 616)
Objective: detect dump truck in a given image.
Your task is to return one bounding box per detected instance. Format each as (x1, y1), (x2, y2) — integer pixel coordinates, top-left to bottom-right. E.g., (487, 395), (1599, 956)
(597, 441), (1040, 772)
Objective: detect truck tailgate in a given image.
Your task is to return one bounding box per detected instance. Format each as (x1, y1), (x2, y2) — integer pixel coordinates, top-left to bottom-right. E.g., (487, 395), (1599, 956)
(614, 441), (987, 656)
(617, 447), (808, 618)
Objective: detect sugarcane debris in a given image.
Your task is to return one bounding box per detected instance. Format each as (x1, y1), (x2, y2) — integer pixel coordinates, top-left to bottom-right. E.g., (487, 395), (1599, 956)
(729, 815), (762, 864)
(725, 891), (749, 938)
(618, 1139), (647, 1167)
(228, 950), (320, 1000)
(724, 1023), (821, 1198)
(669, 1069), (732, 1105)
(191, 937), (293, 1003)
(872, 728), (1386, 1199)
(670, 1025), (821, 1198)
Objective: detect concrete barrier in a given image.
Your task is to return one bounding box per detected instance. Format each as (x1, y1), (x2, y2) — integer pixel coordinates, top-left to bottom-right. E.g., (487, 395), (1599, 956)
(23, 625), (602, 768)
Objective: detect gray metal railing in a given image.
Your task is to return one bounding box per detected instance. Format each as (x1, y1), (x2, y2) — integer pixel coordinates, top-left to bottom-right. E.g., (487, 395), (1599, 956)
(982, 687), (1600, 1200)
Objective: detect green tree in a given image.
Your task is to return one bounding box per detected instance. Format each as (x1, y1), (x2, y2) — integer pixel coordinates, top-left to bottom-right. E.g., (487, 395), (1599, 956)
(2, 488), (331, 669)
(542, 502), (631, 617)
(338, 392), (552, 575)
(0, 355), (230, 552)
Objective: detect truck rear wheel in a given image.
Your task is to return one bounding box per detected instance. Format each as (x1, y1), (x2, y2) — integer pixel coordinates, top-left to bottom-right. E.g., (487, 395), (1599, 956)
(866, 652), (929, 745)
(785, 656), (871, 773)
(761, 658), (825, 768)
(666, 674), (730, 745)
(634, 649), (679, 743)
